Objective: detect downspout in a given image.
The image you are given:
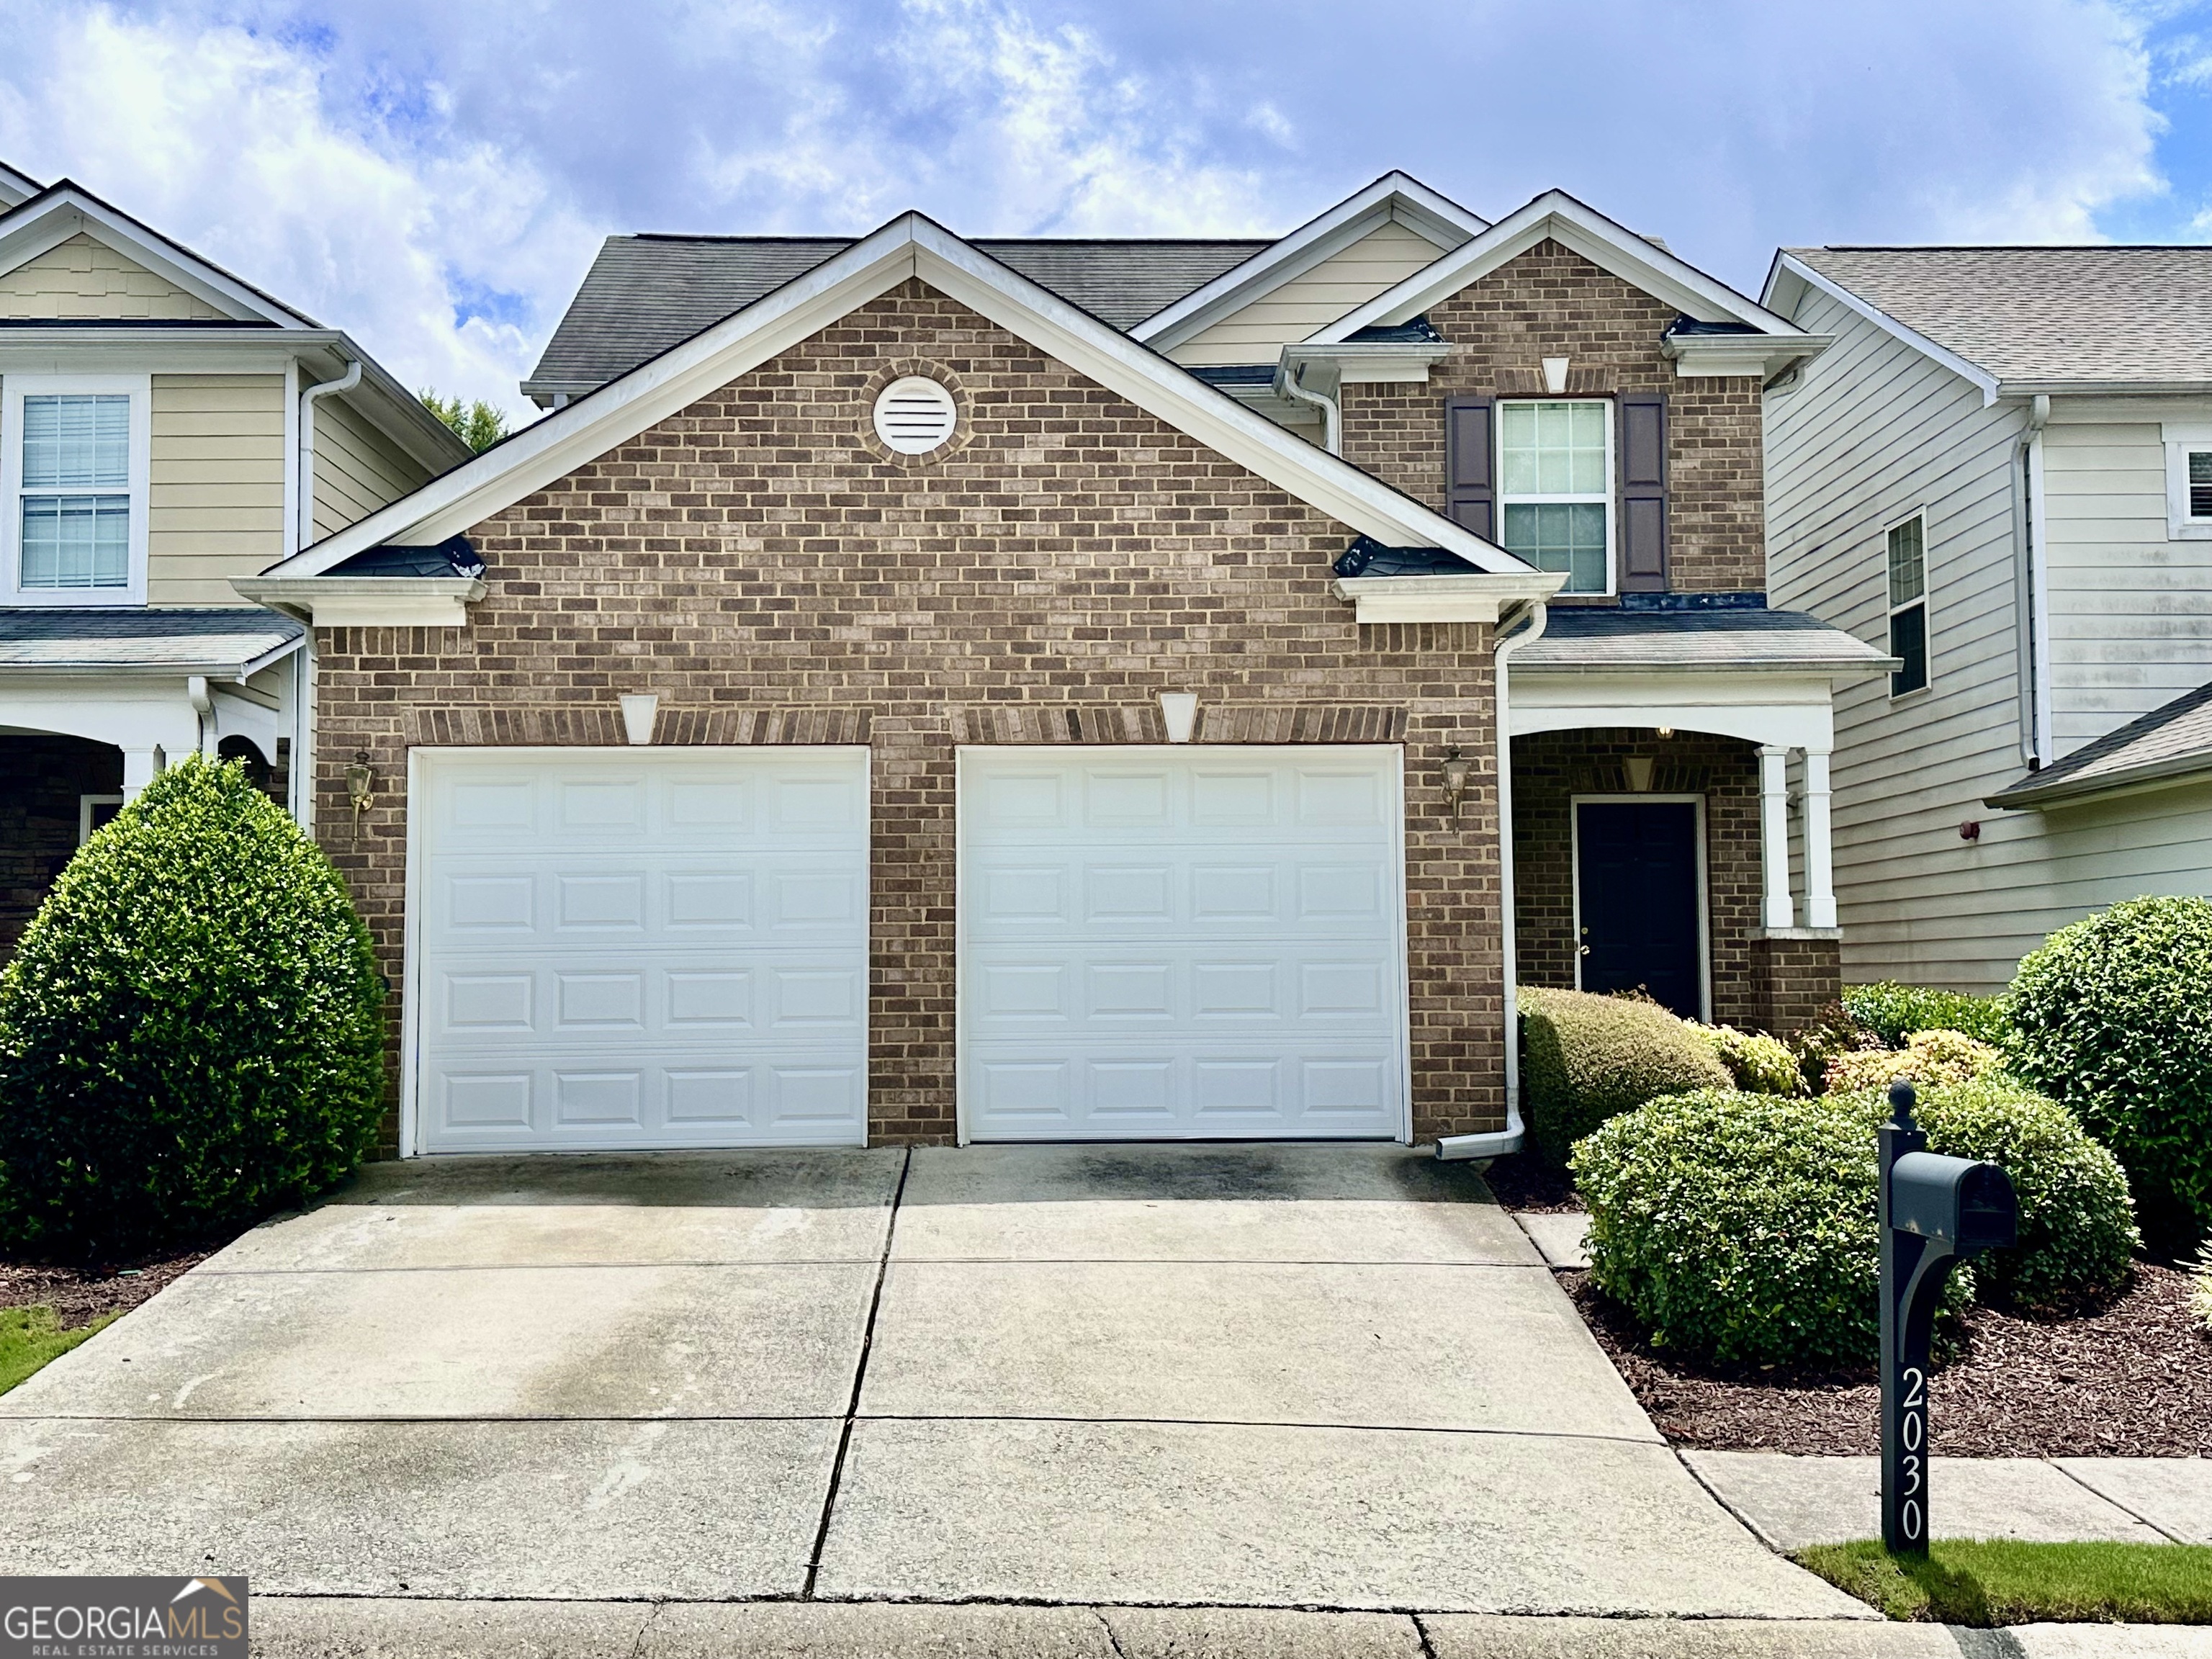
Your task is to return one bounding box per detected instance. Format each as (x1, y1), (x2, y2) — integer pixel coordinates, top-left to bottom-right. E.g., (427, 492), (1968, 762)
(1437, 597), (1550, 1161)
(187, 674), (213, 756)
(1276, 357), (1341, 455)
(2020, 394), (2052, 769)
(297, 359), (361, 549)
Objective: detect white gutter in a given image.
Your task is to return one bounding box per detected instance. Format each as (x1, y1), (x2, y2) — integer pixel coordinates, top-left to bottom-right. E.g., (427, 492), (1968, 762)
(1275, 358), (1341, 454)
(1437, 597), (1550, 1161)
(2020, 394), (2053, 770)
(297, 358), (361, 548)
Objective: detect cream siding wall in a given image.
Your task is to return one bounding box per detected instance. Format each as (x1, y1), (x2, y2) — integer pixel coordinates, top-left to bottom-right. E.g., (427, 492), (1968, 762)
(147, 374), (287, 606)
(2041, 414), (2212, 749)
(312, 395), (431, 539)
(0, 233), (227, 321)
(1168, 220), (1448, 367)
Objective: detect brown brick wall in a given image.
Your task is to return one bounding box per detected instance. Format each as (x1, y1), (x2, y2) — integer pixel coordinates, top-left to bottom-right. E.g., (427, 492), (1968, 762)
(1341, 240), (1766, 595)
(0, 736), (120, 958)
(314, 279), (1511, 1148)
(1750, 933), (1844, 1036)
(1510, 728), (1763, 1028)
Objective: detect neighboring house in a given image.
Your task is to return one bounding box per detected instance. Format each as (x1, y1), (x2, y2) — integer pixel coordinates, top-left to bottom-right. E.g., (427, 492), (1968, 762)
(240, 174), (1884, 1158)
(0, 162), (470, 953)
(1764, 246), (2212, 992)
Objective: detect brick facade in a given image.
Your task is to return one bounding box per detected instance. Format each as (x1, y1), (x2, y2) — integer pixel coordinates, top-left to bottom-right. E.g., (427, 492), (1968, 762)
(0, 736), (121, 958)
(314, 279), (1510, 1149)
(1750, 932), (1845, 1036)
(1340, 240), (1766, 595)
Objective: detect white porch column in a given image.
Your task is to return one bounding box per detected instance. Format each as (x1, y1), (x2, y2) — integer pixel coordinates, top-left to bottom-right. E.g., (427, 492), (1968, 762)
(120, 745), (163, 801)
(1757, 744), (1795, 930)
(1803, 746), (1837, 930)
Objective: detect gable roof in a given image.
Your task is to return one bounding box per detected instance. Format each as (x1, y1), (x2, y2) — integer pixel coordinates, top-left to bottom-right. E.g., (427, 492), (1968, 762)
(1310, 189), (1807, 345)
(1769, 246), (2212, 394)
(0, 159), (39, 212)
(1128, 171), (1488, 353)
(1986, 678), (2212, 809)
(523, 234), (1271, 403)
(0, 179), (317, 327)
(270, 212), (1542, 583)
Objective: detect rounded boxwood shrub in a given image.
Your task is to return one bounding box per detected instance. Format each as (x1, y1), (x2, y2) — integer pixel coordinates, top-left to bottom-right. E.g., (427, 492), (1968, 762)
(2008, 896), (2212, 1243)
(1842, 981), (2012, 1049)
(1825, 1029), (2005, 1096)
(1519, 986), (1731, 1166)
(1832, 1078), (2138, 1308)
(0, 756), (385, 1258)
(1692, 1023), (1807, 1096)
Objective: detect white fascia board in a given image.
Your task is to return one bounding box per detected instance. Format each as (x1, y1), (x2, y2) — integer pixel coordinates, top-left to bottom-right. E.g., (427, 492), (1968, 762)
(233, 575), (485, 627)
(1332, 571), (1565, 623)
(318, 336), (477, 472)
(1279, 341), (1452, 387)
(1661, 332), (1835, 379)
(1311, 190), (1807, 346)
(275, 212), (1534, 578)
(0, 187), (315, 327)
(0, 160), (37, 210)
(1765, 253), (2000, 408)
(1130, 171), (1488, 350)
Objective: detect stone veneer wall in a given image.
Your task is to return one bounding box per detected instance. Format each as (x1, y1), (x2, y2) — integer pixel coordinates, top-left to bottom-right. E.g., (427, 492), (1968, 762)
(1339, 240), (1766, 595)
(314, 279), (1512, 1151)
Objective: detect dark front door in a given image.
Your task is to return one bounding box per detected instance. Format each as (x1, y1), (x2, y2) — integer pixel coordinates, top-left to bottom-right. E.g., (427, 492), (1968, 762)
(1575, 799), (1704, 1020)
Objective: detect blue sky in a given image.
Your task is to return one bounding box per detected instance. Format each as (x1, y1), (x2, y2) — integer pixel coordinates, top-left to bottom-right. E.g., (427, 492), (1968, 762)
(2, 0), (2208, 416)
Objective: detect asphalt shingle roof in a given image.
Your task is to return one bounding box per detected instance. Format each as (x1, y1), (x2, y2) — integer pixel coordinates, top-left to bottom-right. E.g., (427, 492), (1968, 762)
(0, 607), (303, 670)
(1513, 606), (1897, 673)
(1987, 680), (2212, 808)
(524, 235), (1274, 396)
(1787, 246), (2212, 387)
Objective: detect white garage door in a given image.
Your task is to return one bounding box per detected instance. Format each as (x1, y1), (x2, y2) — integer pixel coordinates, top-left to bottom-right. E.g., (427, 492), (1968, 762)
(412, 747), (870, 1154)
(958, 746), (1408, 1141)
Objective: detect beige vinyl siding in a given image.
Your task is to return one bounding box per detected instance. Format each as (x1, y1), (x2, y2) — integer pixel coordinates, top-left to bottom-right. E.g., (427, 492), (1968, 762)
(0, 233), (227, 321)
(313, 395), (431, 539)
(1766, 283), (2038, 991)
(2041, 415), (2212, 750)
(148, 374), (287, 606)
(1169, 220), (1448, 367)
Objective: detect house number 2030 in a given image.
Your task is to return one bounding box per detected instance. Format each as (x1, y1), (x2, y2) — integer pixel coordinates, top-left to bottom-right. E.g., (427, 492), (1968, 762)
(1897, 1366), (1926, 1543)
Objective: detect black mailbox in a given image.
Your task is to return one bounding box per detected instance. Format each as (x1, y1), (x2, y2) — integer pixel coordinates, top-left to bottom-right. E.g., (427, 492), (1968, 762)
(1889, 1151), (2018, 1253)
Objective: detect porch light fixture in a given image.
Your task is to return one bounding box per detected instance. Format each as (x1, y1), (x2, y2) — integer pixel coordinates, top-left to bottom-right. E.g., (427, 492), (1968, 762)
(345, 751), (374, 832)
(1159, 692), (1199, 745)
(1440, 747), (1474, 816)
(620, 693), (660, 746)
(1655, 725), (1675, 739)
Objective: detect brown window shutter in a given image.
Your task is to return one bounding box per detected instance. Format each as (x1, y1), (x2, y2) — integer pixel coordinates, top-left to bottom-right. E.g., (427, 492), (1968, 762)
(1619, 392), (1668, 591)
(1444, 395), (1496, 539)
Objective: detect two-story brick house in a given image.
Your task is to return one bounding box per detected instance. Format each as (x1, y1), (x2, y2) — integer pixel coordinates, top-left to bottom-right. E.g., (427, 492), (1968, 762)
(0, 163), (469, 953)
(241, 174), (1887, 1158)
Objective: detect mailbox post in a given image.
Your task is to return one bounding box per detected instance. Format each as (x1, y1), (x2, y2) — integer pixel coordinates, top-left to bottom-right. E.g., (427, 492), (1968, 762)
(1879, 1081), (2018, 1554)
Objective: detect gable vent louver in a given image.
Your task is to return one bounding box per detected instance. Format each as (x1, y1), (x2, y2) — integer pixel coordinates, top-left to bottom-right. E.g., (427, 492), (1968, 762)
(872, 377), (958, 454)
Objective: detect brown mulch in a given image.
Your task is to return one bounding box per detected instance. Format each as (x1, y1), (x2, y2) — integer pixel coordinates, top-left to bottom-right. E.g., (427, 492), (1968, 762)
(0, 1249), (215, 1330)
(1479, 1152), (1582, 1213)
(1565, 1263), (2212, 1458)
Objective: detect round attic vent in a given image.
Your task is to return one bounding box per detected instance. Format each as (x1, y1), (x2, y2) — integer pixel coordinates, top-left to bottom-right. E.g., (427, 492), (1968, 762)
(872, 376), (958, 454)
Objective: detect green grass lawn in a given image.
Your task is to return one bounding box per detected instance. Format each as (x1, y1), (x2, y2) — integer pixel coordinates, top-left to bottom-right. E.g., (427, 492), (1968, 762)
(0, 1305), (115, 1394)
(1798, 1539), (2212, 1625)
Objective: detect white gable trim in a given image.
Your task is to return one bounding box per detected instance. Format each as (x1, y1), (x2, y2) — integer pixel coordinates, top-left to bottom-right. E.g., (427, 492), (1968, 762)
(1762, 252), (2000, 408)
(1310, 190), (1806, 345)
(266, 212), (1534, 578)
(0, 160), (38, 212)
(1129, 172), (1488, 351)
(0, 184), (315, 328)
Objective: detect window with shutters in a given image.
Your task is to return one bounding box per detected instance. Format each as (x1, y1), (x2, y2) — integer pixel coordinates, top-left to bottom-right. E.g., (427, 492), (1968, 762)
(1498, 400), (1613, 594)
(1887, 513), (1930, 698)
(1, 374), (150, 606)
(2162, 428), (2212, 539)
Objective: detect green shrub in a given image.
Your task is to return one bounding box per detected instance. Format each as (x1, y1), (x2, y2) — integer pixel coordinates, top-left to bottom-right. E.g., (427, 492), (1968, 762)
(0, 757), (385, 1258)
(1693, 1023), (1808, 1096)
(1793, 1002), (1881, 1096)
(1573, 1088), (1933, 1367)
(1843, 981), (2012, 1049)
(1519, 986), (1732, 1166)
(1832, 1078), (2138, 1308)
(2009, 896), (2212, 1244)
(1825, 1029), (2005, 1096)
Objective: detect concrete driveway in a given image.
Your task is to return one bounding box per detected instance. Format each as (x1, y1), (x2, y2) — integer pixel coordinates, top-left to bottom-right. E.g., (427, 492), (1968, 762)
(0, 1143), (1860, 1623)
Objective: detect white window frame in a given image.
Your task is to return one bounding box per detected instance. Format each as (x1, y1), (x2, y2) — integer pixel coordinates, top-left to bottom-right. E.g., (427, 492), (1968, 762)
(1885, 509), (1931, 701)
(78, 793), (124, 843)
(2161, 422), (2212, 540)
(2, 373), (153, 607)
(1496, 397), (1616, 597)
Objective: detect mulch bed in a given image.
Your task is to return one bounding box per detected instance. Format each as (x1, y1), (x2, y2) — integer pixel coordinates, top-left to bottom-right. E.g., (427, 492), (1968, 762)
(1479, 1152), (1581, 1212)
(0, 1249), (216, 1331)
(1563, 1264), (2212, 1458)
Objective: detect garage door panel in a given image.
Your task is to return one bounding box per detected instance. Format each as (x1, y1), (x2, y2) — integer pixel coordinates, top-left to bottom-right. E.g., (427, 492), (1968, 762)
(965, 860), (1395, 940)
(415, 749), (870, 1154)
(962, 1043), (1402, 1140)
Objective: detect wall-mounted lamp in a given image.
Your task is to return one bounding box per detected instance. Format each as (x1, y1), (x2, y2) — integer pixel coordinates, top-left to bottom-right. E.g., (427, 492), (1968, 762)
(1440, 747), (1474, 816)
(620, 693), (660, 747)
(1159, 692), (1199, 745)
(346, 751), (375, 832)
(1655, 725), (1675, 739)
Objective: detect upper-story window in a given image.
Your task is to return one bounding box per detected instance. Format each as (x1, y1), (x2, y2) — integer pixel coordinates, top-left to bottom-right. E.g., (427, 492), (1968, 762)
(1887, 513), (1930, 697)
(3, 374), (150, 606)
(1498, 399), (1612, 595)
(2159, 423), (2212, 540)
